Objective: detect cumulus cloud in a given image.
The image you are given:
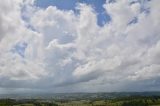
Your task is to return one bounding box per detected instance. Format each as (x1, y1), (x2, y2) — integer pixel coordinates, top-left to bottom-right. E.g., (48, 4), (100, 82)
(0, 0), (160, 93)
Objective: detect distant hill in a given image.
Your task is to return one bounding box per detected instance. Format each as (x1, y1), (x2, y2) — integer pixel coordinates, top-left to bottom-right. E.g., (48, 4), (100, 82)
(1, 92), (160, 100)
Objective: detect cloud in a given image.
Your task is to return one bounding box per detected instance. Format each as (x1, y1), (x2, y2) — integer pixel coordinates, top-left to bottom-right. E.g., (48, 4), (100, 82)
(0, 0), (160, 93)
(0, 0), (46, 84)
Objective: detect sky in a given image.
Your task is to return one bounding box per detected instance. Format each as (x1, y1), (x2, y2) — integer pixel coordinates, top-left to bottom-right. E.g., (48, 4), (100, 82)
(0, 0), (160, 93)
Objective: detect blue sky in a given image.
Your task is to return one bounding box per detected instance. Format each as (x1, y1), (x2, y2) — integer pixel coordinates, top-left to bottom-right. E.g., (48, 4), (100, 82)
(35, 0), (111, 26)
(11, 42), (28, 58)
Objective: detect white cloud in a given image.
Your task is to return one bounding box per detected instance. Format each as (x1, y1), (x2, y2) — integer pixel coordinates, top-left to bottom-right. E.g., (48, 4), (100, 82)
(0, 0), (160, 92)
(0, 0), (46, 84)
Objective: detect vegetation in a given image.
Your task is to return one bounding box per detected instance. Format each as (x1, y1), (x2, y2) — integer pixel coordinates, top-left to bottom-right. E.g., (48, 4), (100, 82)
(1, 96), (160, 106)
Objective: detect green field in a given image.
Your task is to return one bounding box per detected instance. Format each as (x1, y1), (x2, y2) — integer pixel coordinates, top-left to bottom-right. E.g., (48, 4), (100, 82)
(1, 96), (160, 106)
